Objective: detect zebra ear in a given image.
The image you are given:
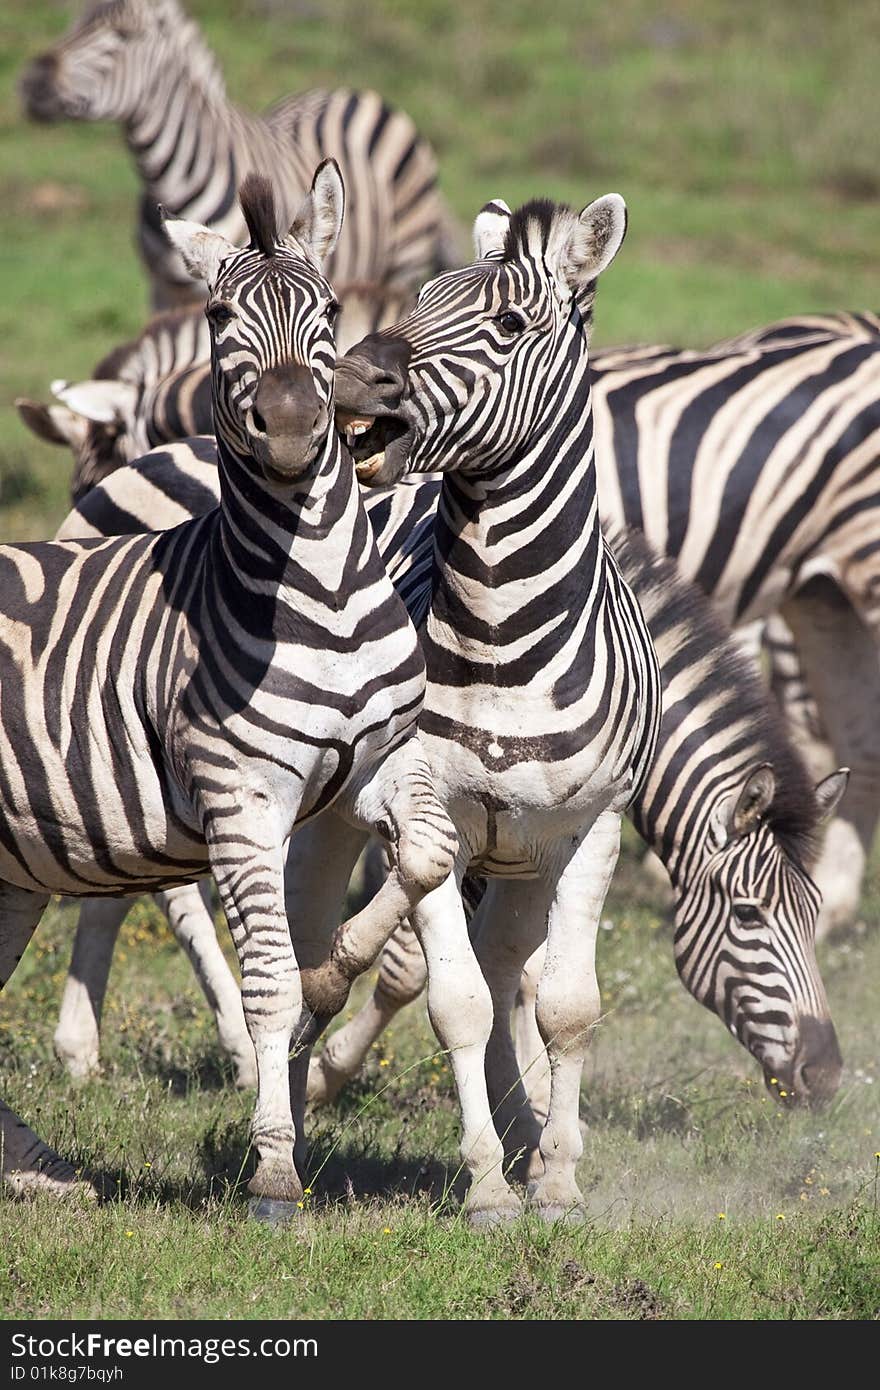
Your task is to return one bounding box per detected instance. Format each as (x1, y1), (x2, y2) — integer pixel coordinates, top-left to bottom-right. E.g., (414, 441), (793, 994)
(729, 763), (777, 839)
(15, 398), (88, 449)
(288, 159), (345, 270)
(814, 769), (849, 823)
(161, 212), (238, 287)
(49, 378), (138, 425)
(558, 194), (628, 292)
(473, 200), (512, 259)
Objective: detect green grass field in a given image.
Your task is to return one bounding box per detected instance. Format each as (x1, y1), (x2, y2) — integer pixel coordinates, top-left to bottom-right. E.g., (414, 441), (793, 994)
(0, 0), (879, 1321)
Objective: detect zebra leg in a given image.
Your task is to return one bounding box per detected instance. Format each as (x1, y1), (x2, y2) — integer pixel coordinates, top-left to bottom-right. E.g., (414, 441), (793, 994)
(472, 881), (549, 1184)
(281, 814), (371, 1173)
(206, 834), (304, 1217)
(306, 918), (427, 1106)
(157, 881), (255, 1089)
(411, 869), (521, 1226)
(1, 885), (95, 1199)
(299, 737), (457, 1024)
(54, 895), (135, 1079)
(780, 581), (880, 936)
(527, 809), (621, 1224)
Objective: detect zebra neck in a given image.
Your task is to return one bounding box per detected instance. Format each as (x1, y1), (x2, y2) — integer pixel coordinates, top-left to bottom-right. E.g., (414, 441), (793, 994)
(213, 435), (366, 614)
(425, 403), (604, 674)
(630, 764), (751, 891)
(124, 33), (239, 217)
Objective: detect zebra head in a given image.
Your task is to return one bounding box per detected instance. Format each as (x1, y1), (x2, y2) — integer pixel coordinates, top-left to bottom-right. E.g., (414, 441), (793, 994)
(335, 193), (627, 485)
(162, 163), (344, 483)
(21, 0), (203, 124)
(673, 764), (847, 1109)
(16, 378), (143, 504)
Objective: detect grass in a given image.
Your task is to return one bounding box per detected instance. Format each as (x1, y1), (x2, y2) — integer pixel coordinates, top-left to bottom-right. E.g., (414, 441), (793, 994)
(1, 830), (878, 1319)
(0, 0), (879, 1321)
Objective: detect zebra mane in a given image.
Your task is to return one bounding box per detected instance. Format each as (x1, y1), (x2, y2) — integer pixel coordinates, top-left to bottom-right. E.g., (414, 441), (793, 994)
(239, 174), (281, 257)
(609, 527), (823, 868)
(503, 198), (566, 261)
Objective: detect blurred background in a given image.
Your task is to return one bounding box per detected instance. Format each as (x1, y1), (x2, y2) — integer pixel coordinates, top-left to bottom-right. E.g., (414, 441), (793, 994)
(1, 0), (878, 538)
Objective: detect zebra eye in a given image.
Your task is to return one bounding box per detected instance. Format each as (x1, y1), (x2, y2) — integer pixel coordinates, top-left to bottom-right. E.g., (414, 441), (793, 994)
(327, 299), (341, 323)
(733, 901), (764, 927)
(496, 310), (526, 336)
(206, 301), (235, 329)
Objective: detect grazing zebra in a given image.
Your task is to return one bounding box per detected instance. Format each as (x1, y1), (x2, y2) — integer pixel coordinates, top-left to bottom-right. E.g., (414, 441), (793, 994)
(0, 166), (458, 1217)
(23, 309), (880, 933)
(20, 0), (459, 311)
(16, 285), (415, 503)
(309, 526), (846, 1134)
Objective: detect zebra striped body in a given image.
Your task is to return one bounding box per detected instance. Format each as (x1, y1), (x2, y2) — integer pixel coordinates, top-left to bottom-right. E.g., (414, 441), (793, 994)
(21, 0), (458, 310)
(0, 169), (456, 1213)
(63, 444), (843, 1112)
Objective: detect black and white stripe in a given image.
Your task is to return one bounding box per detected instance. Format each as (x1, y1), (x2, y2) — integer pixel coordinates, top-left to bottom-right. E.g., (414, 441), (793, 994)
(21, 0), (459, 310)
(0, 169), (456, 1214)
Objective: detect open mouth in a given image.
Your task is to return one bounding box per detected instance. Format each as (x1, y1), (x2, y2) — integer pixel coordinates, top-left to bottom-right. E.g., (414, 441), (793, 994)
(335, 408), (413, 482)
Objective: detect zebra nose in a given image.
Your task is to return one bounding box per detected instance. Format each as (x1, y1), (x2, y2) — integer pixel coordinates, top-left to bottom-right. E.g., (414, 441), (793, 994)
(20, 54), (61, 119)
(254, 365), (323, 440)
(336, 334), (411, 411)
(792, 1016), (843, 1108)
(250, 365), (327, 479)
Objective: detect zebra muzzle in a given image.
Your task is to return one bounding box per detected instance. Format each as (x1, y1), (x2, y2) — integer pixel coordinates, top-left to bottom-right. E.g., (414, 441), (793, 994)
(336, 409), (412, 484)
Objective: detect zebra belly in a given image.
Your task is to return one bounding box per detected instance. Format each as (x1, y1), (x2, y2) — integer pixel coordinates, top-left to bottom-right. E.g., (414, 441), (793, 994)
(0, 804), (207, 898)
(425, 734), (633, 880)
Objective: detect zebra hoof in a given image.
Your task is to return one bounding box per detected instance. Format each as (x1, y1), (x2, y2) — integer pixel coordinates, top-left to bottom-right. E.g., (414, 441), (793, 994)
(530, 1200), (587, 1227)
(466, 1200), (522, 1231)
(247, 1196), (302, 1227)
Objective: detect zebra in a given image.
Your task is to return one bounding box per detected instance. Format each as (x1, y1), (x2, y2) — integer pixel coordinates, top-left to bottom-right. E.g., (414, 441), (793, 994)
(20, 0), (459, 311)
(59, 447), (847, 1128)
(23, 308), (880, 934)
(325, 191), (662, 1223)
(0, 166), (458, 1219)
(308, 525), (847, 1136)
(16, 285), (415, 503)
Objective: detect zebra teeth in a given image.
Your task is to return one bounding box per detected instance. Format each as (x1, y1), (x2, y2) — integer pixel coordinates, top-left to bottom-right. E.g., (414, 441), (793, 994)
(355, 452), (386, 481)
